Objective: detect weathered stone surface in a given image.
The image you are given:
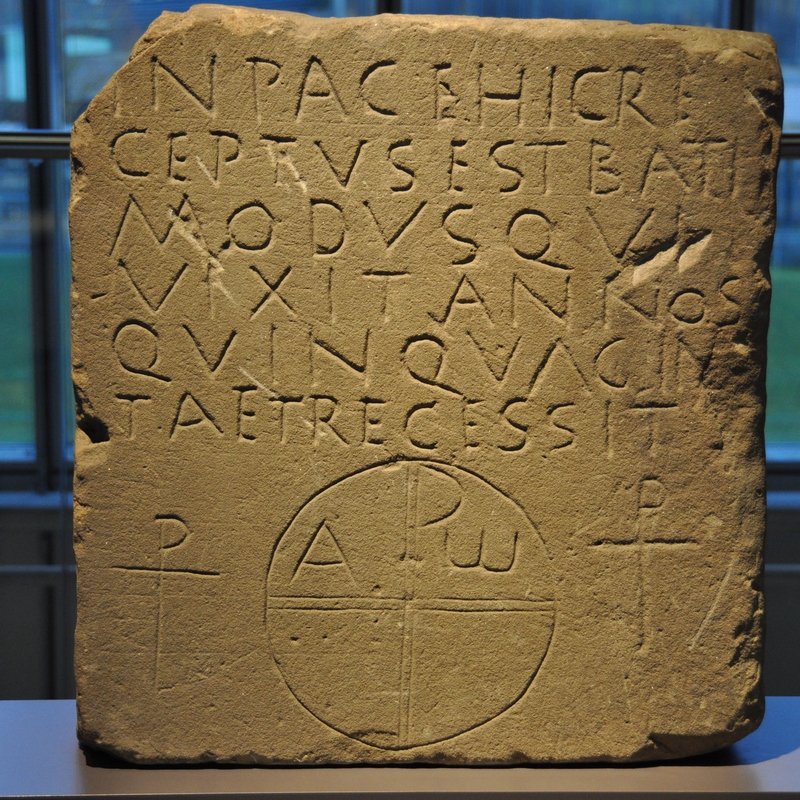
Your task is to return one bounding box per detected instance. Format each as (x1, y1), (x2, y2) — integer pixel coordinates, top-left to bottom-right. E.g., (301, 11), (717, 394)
(71, 5), (781, 764)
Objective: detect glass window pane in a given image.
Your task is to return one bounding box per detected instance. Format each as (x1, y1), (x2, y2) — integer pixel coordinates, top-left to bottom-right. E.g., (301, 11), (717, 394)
(400, 0), (728, 25)
(57, 0), (377, 127)
(0, 159), (35, 461)
(767, 158), (800, 449)
(755, 0), (799, 132)
(0, 0), (26, 129)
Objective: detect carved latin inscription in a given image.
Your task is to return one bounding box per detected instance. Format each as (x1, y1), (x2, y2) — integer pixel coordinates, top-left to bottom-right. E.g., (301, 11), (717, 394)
(72, 8), (779, 765)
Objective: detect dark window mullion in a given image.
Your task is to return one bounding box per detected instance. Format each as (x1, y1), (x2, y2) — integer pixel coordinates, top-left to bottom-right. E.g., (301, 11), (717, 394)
(22, 0), (51, 129)
(22, 0), (51, 489)
(730, 0), (756, 31)
(27, 160), (50, 492)
(22, 0), (69, 495)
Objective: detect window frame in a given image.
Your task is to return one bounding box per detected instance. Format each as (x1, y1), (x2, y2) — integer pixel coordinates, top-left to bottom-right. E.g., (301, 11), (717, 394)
(0, 0), (66, 492)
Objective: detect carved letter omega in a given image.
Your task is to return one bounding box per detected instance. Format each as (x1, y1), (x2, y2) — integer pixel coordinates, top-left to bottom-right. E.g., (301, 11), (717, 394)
(71, 6), (781, 763)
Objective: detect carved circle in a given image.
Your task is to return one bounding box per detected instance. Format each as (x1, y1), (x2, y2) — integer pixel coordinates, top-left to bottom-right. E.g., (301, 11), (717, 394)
(402, 335), (445, 383)
(267, 460), (555, 750)
(113, 321), (158, 372)
(508, 210), (551, 260)
(669, 289), (705, 323)
(228, 203), (273, 250)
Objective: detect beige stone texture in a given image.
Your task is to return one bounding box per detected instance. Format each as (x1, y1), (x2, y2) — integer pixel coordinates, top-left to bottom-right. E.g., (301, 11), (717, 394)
(71, 5), (782, 764)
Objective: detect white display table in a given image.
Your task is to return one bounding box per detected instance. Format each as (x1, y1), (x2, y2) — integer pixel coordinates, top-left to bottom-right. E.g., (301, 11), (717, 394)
(1, 697), (799, 798)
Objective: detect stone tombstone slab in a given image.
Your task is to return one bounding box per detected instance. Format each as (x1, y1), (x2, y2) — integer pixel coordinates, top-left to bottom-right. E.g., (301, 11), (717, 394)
(71, 5), (781, 764)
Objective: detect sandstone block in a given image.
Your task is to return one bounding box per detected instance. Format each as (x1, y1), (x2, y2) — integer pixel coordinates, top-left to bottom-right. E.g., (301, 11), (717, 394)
(71, 5), (782, 763)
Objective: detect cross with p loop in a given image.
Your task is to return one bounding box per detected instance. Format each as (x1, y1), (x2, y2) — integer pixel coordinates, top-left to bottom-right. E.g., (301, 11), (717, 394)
(111, 515), (219, 687)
